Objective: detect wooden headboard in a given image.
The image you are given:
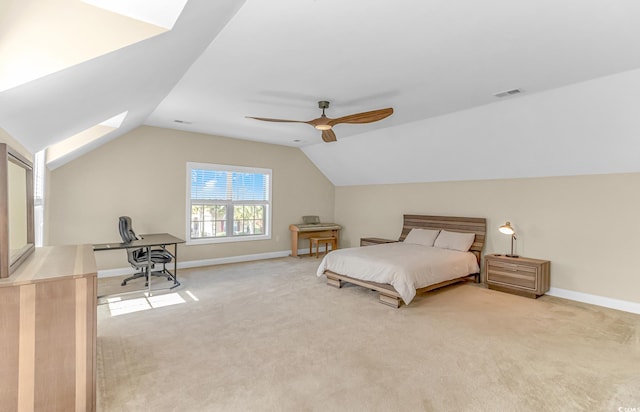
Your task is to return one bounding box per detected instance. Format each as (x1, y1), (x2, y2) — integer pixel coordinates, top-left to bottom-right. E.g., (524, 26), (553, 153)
(399, 214), (486, 261)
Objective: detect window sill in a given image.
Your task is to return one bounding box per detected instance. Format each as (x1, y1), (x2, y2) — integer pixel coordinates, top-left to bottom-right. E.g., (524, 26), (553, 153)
(186, 234), (271, 246)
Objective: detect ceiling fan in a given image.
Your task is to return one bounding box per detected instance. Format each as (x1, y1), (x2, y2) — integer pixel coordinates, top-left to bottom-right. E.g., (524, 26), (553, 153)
(246, 101), (393, 142)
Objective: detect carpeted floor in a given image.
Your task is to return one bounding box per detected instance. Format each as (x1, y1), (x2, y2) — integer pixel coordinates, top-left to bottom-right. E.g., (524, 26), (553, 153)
(96, 257), (640, 411)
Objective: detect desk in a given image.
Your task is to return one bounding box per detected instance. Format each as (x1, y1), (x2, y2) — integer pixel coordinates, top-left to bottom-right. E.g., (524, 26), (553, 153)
(289, 223), (341, 257)
(93, 233), (184, 297)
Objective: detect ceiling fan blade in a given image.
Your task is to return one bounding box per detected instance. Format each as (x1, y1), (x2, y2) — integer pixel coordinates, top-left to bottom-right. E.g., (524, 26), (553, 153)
(329, 108), (393, 126)
(322, 129), (337, 143)
(245, 116), (311, 125)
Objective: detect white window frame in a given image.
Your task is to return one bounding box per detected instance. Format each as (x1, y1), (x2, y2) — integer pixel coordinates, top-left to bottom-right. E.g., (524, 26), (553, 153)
(186, 162), (272, 245)
(34, 150), (46, 247)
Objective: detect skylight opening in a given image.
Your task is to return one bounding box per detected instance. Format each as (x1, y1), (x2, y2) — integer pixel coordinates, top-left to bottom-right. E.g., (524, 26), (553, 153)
(46, 111), (129, 167)
(81, 0), (189, 30)
(100, 111), (128, 128)
(0, 54), (51, 92)
(0, 2), (168, 92)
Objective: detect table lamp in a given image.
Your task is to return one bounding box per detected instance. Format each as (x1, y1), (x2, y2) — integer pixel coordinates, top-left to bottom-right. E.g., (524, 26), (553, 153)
(498, 221), (518, 258)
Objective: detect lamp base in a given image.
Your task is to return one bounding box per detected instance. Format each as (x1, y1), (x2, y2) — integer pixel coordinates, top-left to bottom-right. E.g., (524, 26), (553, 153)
(505, 254), (519, 258)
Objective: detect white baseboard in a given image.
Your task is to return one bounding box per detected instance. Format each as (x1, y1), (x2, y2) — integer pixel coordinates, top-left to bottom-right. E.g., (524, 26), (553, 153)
(97, 267), (138, 278)
(547, 287), (640, 315)
(177, 249), (301, 269)
(97, 248), (311, 278)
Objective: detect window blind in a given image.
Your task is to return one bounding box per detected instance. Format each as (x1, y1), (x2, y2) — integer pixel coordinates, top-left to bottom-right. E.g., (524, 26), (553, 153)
(190, 170), (269, 202)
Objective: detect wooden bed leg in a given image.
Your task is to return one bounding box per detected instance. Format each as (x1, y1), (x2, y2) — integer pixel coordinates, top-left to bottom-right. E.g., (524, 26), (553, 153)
(327, 276), (342, 288)
(379, 293), (400, 308)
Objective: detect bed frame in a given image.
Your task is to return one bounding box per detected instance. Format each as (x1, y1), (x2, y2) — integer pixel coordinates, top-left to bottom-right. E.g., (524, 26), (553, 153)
(324, 214), (487, 308)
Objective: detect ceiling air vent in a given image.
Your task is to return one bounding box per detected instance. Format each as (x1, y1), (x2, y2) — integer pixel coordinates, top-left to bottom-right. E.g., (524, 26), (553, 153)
(493, 88), (522, 98)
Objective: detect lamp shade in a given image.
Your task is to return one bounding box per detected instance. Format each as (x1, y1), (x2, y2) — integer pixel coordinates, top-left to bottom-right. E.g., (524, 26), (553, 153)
(498, 221), (518, 257)
(499, 221), (515, 235)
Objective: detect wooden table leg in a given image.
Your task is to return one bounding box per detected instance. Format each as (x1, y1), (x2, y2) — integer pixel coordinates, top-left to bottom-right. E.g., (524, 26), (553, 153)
(291, 231), (299, 257)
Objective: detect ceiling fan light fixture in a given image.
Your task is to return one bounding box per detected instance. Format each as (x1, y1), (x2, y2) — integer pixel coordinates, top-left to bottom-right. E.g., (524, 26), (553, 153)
(245, 101), (393, 143)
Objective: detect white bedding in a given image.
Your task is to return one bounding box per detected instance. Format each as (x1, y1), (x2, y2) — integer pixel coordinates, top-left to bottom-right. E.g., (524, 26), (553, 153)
(316, 242), (480, 304)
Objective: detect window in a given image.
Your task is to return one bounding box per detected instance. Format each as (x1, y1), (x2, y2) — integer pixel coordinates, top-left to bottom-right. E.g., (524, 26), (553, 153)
(186, 163), (271, 244)
(34, 150), (45, 247)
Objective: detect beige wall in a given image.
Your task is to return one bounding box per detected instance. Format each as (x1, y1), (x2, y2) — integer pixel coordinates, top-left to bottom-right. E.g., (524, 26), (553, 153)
(47, 126), (334, 270)
(42, 123), (640, 304)
(335, 173), (640, 304)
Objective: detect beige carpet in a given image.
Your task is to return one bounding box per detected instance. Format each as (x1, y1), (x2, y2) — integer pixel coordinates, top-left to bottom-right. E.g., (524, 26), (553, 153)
(96, 257), (640, 411)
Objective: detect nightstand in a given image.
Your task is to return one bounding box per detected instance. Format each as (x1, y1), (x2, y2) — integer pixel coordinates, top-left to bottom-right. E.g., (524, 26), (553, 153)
(484, 254), (550, 298)
(360, 237), (397, 247)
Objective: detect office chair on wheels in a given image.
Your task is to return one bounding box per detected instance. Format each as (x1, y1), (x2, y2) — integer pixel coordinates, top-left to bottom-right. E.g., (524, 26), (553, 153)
(119, 216), (173, 287)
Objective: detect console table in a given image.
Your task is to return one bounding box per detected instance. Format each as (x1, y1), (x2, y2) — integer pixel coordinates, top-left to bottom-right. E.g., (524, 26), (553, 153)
(289, 223), (341, 257)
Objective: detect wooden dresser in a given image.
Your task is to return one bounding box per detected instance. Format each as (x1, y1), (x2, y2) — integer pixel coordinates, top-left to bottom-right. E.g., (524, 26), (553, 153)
(0, 245), (97, 412)
(485, 254), (550, 298)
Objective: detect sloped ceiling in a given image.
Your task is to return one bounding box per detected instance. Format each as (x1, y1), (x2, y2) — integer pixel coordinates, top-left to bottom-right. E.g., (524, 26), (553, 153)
(1, 0), (640, 183)
(0, 0), (167, 93)
(0, 0), (245, 165)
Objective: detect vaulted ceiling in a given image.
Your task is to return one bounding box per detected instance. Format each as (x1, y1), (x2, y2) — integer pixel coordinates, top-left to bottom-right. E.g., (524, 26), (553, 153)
(1, 0), (640, 184)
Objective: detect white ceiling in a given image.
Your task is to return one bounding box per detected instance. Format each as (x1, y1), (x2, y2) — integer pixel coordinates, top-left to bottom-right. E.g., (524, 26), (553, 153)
(146, 0), (640, 147)
(1, 0), (640, 183)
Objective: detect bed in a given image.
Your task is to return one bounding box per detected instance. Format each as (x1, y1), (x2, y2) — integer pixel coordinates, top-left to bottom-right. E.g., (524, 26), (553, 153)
(317, 214), (486, 308)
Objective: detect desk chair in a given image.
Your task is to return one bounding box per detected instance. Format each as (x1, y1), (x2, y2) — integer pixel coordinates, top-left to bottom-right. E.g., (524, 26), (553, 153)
(119, 216), (173, 287)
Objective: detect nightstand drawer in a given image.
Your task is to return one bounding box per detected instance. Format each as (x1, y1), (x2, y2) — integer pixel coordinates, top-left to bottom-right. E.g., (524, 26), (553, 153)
(486, 268), (536, 290)
(487, 260), (537, 274)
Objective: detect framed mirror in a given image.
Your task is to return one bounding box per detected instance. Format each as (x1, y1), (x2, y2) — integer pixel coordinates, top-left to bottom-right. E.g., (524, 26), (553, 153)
(0, 143), (35, 278)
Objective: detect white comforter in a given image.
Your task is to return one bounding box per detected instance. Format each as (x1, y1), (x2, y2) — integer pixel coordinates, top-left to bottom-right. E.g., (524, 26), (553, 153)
(316, 242), (480, 304)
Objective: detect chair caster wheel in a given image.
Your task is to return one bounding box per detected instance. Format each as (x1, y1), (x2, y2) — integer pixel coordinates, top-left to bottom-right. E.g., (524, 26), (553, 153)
(121, 281), (127, 286)
(145, 283), (148, 287)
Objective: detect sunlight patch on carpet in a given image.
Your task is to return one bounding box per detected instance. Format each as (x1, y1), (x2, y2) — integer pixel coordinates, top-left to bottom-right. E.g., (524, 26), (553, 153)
(106, 292), (189, 316)
(148, 293), (186, 308)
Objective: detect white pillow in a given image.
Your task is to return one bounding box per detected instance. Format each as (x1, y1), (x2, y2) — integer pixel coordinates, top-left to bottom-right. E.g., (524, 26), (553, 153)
(433, 230), (475, 252)
(403, 228), (440, 246)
